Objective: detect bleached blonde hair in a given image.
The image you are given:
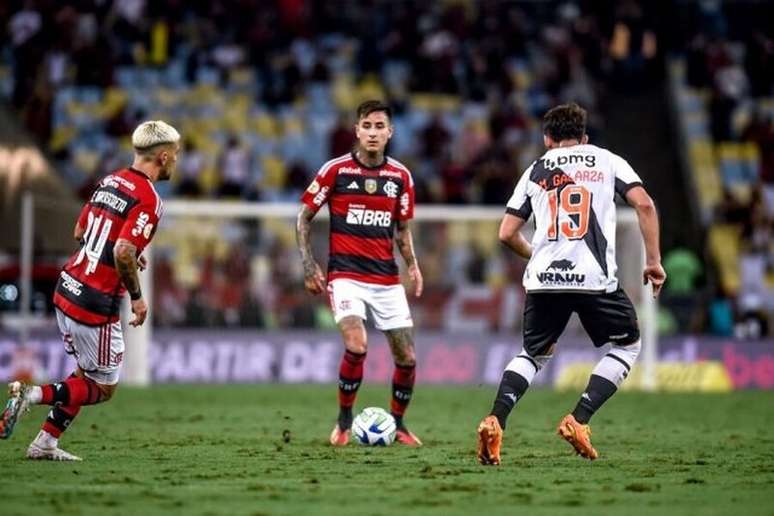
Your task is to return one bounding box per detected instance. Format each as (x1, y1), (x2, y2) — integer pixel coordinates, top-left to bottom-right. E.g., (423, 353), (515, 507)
(132, 120), (180, 151)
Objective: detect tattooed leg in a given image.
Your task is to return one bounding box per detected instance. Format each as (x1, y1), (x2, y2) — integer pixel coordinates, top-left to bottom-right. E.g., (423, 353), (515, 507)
(334, 316), (368, 432)
(384, 327), (417, 431)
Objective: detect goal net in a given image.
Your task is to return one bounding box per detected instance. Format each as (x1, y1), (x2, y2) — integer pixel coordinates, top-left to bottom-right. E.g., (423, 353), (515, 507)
(127, 201), (657, 388)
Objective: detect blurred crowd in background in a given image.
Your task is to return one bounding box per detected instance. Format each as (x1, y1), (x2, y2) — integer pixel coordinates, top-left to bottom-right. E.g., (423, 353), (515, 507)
(668, 0), (773, 339)
(1, 0), (634, 205)
(0, 0), (771, 336)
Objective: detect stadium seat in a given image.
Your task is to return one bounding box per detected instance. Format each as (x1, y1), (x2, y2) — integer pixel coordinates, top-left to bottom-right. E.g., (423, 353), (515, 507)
(708, 224), (742, 295)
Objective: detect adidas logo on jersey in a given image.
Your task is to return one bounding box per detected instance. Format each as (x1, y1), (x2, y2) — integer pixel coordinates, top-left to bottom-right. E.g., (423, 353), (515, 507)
(346, 207), (392, 227)
(347, 181), (359, 190)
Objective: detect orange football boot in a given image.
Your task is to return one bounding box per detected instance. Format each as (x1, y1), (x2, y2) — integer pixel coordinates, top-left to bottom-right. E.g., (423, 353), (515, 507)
(395, 426), (423, 447)
(557, 414), (598, 460)
(329, 424), (350, 446)
(476, 415), (503, 465)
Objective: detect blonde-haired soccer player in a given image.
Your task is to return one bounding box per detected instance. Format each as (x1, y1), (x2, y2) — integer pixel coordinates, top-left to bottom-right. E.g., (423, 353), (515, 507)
(0, 121), (180, 460)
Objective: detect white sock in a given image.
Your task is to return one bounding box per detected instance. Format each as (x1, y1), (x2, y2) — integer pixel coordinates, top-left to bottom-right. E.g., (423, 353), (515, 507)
(26, 386), (42, 404)
(504, 349), (553, 384)
(33, 429), (58, 449)
(592, 340), (642, 387)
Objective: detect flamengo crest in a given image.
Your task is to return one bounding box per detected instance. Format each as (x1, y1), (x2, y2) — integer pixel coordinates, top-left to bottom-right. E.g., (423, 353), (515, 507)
(383, 180), (398, 198)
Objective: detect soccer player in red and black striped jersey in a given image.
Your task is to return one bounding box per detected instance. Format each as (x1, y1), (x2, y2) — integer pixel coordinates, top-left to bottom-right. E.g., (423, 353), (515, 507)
(0, 121), (180, 460)
(297, 100), (424, 446)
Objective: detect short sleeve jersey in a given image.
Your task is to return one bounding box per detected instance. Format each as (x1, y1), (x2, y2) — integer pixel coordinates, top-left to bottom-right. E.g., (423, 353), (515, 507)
(54, 168), (163, 325)
(300, 152), (415, 285)
(506, 144), (642, 293)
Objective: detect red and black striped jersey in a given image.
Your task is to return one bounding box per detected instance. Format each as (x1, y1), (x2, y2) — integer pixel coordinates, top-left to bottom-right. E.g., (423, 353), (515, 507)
(54, 167), (162, 325)
(300, 152), (415, 285)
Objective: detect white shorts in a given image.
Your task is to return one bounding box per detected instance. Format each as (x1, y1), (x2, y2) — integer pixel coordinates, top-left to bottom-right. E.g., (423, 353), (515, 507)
(55, 308), (124, 385)
(327, 278), (413, 331)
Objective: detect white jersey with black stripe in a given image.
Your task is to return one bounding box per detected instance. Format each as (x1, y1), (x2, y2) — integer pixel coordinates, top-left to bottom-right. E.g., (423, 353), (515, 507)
(506, 144), (642, 293)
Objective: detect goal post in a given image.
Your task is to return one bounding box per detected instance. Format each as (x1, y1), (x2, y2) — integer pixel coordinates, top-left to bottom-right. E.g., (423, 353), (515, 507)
(125, 201), (657, 388)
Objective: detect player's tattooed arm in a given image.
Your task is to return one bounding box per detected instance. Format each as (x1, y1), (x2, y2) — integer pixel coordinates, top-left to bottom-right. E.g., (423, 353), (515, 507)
(384, 327), (416, 366)
(114, 238), (148, 326)
(114, 239), (142, 299)
(395, 220), (417, 267)
(296, 204), (326, 295)
(396, 221), (423, 297)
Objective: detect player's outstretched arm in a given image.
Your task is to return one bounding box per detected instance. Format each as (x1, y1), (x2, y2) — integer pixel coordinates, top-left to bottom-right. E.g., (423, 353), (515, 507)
(498, 214), (532, 259)
(625, 186), (666, 297)
(396, 220), (422, 297)
(296, 204), (326, 295)
(114, 238), (148, 326)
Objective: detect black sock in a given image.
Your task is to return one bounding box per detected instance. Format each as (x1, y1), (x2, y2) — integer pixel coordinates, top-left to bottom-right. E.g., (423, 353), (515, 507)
(571, 374), (618, 424)
(44, 405), (79, 435)
(490, 371), (530, 429)
(391, 413), (403, 429)
(338, 407), (353, 430)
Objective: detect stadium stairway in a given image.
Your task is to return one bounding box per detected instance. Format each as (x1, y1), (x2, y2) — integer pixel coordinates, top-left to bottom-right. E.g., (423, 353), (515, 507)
(603, 90), (701, 250)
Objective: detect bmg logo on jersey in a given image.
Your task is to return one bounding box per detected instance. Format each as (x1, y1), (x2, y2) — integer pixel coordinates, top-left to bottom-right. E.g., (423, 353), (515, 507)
(346, 206), (392, 227)
(543, 154), (596, 170)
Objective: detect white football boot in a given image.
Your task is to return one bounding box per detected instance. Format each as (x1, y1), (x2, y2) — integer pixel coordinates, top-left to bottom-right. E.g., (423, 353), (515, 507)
(27, 441), (82, 461)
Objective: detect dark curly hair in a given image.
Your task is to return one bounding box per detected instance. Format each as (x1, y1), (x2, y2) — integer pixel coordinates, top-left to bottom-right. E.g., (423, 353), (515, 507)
(356, 100), (392, 121)
(542, 103), (587, 142)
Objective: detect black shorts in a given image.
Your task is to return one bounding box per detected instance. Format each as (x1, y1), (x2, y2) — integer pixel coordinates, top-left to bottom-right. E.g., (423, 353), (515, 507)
(523, 288), (640, 357)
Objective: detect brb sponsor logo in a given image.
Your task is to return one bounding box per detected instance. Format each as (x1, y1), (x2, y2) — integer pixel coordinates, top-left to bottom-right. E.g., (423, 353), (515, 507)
(537, 260), (585, 285)
(346, 205), (392, 227)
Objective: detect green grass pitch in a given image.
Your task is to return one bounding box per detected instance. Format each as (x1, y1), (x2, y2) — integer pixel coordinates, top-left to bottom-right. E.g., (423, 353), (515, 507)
(1, 385), (773, 516)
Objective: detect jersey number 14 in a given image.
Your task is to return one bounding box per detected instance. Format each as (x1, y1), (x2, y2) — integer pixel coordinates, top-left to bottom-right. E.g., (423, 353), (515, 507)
(74, 211), (113, 275)
(547, 185), (591, 240)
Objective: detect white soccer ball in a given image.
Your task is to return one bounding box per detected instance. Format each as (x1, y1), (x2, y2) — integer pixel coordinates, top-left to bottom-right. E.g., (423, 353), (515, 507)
(352, 407), (397, 446)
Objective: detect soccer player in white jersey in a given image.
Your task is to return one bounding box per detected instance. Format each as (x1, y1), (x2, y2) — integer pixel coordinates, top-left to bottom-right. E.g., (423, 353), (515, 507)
(476, 103), (666, 465)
